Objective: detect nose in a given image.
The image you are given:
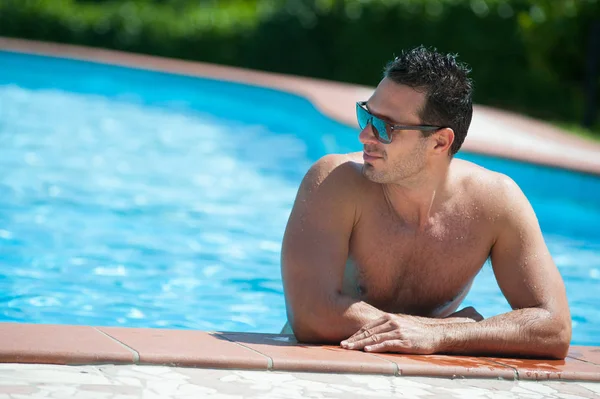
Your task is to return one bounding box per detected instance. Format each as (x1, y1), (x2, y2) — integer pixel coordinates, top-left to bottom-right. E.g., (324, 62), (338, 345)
(358, 122), (379, 145)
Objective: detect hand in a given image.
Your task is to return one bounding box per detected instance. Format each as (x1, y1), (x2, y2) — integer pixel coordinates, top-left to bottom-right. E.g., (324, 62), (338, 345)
(340, 314), (440, 354)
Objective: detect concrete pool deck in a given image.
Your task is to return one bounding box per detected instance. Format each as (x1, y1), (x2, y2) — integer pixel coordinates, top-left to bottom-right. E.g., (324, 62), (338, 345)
(0, 37), (599, 396)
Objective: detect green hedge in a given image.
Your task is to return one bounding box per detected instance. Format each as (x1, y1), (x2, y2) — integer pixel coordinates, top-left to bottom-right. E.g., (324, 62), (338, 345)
(1, 0), (598, 133)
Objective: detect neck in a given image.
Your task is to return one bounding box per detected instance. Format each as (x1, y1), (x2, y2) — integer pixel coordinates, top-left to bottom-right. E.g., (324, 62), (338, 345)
(382, 161), (451, 229)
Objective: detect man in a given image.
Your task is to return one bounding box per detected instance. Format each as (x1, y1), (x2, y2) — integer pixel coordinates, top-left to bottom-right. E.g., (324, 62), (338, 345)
(280, 46), (571, 359)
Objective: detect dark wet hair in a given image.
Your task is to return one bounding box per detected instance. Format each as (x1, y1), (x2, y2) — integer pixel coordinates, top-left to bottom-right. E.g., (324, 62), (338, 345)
(384, 46), (473, 156)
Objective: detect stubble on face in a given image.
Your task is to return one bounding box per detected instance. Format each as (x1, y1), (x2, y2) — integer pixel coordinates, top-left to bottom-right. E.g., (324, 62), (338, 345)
(362, 136), (429, 184)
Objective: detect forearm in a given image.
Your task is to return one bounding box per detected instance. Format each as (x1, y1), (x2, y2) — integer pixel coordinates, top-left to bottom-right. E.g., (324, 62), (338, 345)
(416, 316), (476, 325)
(292, 296), (476, 343)
(434, 308), (571, 359)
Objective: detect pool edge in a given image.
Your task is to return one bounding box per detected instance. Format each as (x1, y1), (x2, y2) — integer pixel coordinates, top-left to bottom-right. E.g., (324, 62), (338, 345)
(0, 322), (599, 381)
(1, 36), (599, 177)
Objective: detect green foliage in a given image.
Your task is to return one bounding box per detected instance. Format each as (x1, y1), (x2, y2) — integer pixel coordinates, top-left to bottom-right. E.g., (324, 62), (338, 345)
(0, 0), (598, 133)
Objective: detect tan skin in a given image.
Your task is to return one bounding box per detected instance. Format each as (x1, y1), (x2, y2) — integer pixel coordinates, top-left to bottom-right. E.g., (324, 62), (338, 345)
(280, 78), (572, 359)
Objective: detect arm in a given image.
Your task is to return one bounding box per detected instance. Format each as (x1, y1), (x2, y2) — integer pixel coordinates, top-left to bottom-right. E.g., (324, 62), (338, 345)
(281, 154), (388, 343)
(433, 176), (571, 359)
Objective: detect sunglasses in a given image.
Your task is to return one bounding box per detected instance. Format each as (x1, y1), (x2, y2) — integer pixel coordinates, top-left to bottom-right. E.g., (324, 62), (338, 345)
(356, 101), (441, 144)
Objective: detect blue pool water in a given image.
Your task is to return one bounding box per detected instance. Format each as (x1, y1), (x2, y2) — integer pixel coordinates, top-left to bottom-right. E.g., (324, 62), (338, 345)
(1, 51), (599, 345)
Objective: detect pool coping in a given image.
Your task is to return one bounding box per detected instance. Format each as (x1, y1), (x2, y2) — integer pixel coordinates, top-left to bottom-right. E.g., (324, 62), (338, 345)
(1, 36), (600, 176)
(1, 37), (599, 382)
(1, 322), (599, 381)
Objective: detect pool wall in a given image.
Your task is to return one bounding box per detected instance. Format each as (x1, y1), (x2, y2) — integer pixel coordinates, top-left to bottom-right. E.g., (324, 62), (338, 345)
(0, 37), (599, 382)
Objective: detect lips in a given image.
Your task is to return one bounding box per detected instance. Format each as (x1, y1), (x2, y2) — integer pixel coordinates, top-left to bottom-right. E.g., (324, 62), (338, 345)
(363, 151), (382, 162)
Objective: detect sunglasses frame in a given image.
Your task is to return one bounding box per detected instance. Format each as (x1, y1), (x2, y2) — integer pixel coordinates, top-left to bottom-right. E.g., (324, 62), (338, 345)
(356, 101), (441, 144)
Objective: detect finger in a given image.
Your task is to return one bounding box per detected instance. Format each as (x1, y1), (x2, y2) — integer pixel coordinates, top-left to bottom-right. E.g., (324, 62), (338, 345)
(343, 328), (398, 350)
(363, 339), (407, 353)
(343, 322), (394, 347)
(341, 321), (391, 348)
(345, 315), (390, 341)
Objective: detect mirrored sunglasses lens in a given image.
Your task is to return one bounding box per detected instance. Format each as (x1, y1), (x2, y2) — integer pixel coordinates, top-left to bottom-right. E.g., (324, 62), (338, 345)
(357, 104), (369, 129)
(372, 117), (391, 143)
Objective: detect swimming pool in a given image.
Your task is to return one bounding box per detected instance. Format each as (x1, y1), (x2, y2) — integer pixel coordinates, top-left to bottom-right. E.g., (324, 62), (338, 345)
(1, 51), (599, 346)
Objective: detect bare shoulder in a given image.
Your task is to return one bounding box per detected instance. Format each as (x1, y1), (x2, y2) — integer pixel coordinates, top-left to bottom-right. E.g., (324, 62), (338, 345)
(300, 152), (368, 194)
(452, 158), (527, 214)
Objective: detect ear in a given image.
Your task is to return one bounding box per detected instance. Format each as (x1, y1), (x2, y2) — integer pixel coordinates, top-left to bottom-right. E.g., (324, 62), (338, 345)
(431, 127), (454, 155)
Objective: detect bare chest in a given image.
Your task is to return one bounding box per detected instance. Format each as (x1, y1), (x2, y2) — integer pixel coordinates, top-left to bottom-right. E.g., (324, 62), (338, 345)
(346, 207), (492, 317)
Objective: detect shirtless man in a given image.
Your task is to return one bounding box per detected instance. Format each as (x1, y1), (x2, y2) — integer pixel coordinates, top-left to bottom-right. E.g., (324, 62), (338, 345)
(280, 46), (571, 359)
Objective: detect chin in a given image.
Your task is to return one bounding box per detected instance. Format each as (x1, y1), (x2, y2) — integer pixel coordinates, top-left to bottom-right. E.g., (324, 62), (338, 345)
(362, 164), (388, 183)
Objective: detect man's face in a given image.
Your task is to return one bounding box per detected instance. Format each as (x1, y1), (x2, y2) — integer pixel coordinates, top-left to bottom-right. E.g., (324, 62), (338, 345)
(359, 78), (432, 184)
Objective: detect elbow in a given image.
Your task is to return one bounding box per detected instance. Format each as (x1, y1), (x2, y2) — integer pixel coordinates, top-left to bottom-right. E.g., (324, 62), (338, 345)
(541, 316), (572, 360)
(546, 338), (570, 360)
(288, 310), (318, 343)
(293, 323), (327, 344)
(550, 320), (572, 360)
(287, 298), (345, 344)
(289, 311), (339, 344)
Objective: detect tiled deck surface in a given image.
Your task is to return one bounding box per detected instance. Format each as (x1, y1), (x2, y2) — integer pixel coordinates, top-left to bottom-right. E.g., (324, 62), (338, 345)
(0, 37), (599, 395)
